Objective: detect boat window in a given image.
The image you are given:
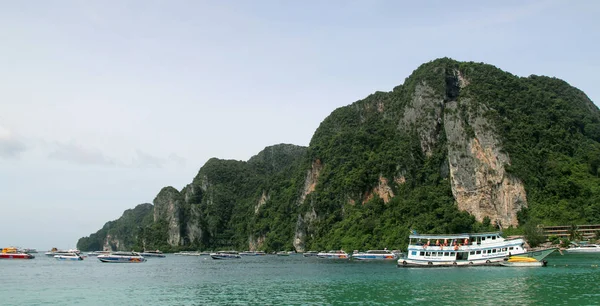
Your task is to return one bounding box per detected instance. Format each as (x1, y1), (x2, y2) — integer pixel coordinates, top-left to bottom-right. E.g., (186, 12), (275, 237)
(476, 250), (481, 254)
(470, 251), (475, 255)
(426, 252), (431, 256)
(450, 252), (455, 256)
(509, 247), (514, 250)
(482, 237), (486, 241)
(437, 252), (443, 256)
(412, 251), (417, 255)
(487, 236), (491, 239)
(420, 251), (425, 256)
(492, 236), (497, 240)
(502, 248), (507, 252)
(487, 250), (491, 254)
(444, 252), (449, 256)
(492, 249), (497, 253)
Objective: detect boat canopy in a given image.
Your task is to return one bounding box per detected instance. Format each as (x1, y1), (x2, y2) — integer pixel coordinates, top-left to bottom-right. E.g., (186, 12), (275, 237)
(409, 232), (502, 240)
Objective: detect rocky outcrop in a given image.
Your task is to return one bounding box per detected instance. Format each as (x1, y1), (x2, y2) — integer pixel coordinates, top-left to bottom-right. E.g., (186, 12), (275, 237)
(153, 187), (183, 246)
(182, 184), (203, 245)
(444, 97), (527, 228)
(299, 159), (323, 204)
(400, 83), (444, 157)
(362, 175), (395, 204)
(255, 190), (269, 214)
(103, 234), (121, 251)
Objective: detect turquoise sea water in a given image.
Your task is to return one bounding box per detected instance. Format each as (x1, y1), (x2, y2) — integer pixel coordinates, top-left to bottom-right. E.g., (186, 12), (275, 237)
(1, 253), (599, 305)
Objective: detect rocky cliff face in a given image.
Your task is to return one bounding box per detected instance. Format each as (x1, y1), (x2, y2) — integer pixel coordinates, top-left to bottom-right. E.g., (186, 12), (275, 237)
(79, 58), (600, 253)
(399, 71), (527, 228)
(153, 187), (184, 246)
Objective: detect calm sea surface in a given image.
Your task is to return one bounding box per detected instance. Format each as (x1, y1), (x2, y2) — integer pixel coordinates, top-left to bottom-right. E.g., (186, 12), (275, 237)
(1, 252), (599, 305)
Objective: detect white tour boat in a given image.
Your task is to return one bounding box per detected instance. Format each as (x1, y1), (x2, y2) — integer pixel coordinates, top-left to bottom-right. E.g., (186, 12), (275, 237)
(317, 250), (349, 259)
(398, 232), (527, 267)
(352, 249), (398, 260)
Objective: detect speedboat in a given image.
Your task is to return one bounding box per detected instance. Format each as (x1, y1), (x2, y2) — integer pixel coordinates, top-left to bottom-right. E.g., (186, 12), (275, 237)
(303, 251), (319, 257)
(565, 243), (600, 253)
(276, 251), (290, 256)
(398, 232), (527, 267)
(352, 249), (398, 260)
(317, 250), (349, 259)
(55, 253), (83, 261)
(139, 250), (166, 258)
(210, 251), (241, 259)
(1, 247), (35, 259)
(97, 252), (146, 263)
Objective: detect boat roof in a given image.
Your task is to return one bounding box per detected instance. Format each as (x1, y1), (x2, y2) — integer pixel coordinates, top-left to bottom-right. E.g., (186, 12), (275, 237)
(409, 232), (502, 239)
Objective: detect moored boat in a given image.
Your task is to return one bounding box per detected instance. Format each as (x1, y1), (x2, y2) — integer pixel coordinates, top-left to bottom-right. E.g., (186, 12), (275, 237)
(398, 232), (527, 267)
(210, 251), (241, 259)
(499, 247), (557, 267)
(139, 250), (166, 258)
(317, 250), (349, 259)
(303, 251), (319, 257)
(1, 247), (35, 259)
(55, 253), (84, 261)
(97, 252), (146, 263)
(239, 251), (266, 256)
(87, 251), (111, 257)
(45, 248), (81, 257)
(352, 249), (398, 260)
(564, 243), (600, 253)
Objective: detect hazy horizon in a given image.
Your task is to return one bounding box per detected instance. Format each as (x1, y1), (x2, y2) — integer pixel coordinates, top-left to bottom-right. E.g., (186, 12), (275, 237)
(1, 0), (599, 251)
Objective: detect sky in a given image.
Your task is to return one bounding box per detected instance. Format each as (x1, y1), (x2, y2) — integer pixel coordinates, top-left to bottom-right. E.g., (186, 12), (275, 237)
(1, 0), (599, 251)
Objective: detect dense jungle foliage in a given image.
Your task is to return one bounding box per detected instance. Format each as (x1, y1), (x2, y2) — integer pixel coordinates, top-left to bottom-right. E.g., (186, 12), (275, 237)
(78, 58), (600, 252)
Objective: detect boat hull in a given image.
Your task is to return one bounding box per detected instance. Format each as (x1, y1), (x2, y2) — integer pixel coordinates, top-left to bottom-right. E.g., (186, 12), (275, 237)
(139, 253), (166, 258)
(55, 255), (83, 261)
(0, 253), (35, 259)
(210, 254), (241, 259)
(98, 256), (146, 263)
(500, 261), (547, 267)
(397, 257), (503, 267)
(352, 254), (397, 260)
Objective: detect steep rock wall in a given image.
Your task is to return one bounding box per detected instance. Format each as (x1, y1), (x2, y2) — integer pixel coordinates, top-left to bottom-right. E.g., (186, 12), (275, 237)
(153, 186), (183, 246)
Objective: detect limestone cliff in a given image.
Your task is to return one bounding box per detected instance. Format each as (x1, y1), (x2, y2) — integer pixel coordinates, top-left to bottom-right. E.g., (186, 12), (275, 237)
(153, 187), (184, 246)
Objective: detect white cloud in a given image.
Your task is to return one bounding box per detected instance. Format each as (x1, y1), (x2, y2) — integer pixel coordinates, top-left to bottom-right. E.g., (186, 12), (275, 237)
(0, 125), (27, 158)
(48, 141), (117, 166)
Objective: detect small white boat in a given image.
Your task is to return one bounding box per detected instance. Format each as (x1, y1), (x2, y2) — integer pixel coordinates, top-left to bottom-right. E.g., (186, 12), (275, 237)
(565, 243), (600, 253)
(210, 251), (241, 259)
(139, 250), (166, 258)
(303, 251), (319, 257)
(97, 252), (146, 263)
(54, 253), (83, 261)
(317, 250), (349, 259)
(352, 249), (398, 260)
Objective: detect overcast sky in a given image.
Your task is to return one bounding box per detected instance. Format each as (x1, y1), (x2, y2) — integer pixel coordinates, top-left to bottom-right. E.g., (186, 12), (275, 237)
(1, 0), (599, 251)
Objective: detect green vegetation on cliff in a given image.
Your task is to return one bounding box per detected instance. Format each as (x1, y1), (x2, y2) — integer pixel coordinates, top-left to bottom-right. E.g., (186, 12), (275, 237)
(78, 58), (600, 252)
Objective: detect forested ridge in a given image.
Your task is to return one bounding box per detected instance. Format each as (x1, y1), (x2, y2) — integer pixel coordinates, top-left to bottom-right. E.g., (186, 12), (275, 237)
(78, 58), (600, 252)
